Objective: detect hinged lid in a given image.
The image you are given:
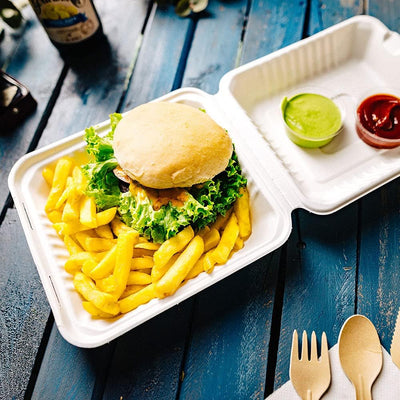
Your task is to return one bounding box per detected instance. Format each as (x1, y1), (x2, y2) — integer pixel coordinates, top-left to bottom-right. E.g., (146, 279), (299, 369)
(218, 15), (400, 215)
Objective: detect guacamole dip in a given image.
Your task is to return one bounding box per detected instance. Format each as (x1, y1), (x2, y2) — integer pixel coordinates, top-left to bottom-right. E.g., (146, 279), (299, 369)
(281, 93), (342, 148)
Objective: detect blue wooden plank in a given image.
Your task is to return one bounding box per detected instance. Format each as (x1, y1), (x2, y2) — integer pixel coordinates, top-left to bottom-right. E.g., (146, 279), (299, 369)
(0, 209), (50, 399)
(102, 303), (192, 400)
(240, 0), (307, 64)
(357, 179), (400, 351)
(32, 325), (114, 400)
(274, 208), (358, 389)
(179, 254), (281, 400)
(308, 0), (362, 35)
(122, 5), (192, 110)
(181, 0), (247, 94)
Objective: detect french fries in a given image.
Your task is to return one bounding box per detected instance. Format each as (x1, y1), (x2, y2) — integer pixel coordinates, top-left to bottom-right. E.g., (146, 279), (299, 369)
(43, 159), (252, 319)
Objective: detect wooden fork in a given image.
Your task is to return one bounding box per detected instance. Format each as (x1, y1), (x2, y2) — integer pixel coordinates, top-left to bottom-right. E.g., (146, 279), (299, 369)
(289, 330), (331, 400)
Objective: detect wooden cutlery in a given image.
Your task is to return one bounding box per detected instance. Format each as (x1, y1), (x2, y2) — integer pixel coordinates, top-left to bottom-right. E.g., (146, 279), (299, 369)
(290, 330), (331, 400)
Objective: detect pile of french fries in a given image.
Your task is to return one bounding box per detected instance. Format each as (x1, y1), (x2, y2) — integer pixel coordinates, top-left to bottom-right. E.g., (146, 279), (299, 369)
(43, 157), (251, 318)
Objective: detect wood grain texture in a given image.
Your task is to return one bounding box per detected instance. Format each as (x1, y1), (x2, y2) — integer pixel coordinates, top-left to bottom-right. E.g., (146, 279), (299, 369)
(240, 0), (307, 64)
(0, 209), (50, 399)
(179, 255), (280, 400)
(102, 303), (192, 400)
(32, 325), (114, 400)
(122, 4), (192, 110)
(308, 0), (362, 35)
(181, 0), (247, 93)
(357, 179), (400, 351)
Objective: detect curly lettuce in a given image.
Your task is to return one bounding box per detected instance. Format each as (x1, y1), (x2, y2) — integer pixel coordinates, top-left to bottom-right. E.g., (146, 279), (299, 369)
(81, 113), (247, 243)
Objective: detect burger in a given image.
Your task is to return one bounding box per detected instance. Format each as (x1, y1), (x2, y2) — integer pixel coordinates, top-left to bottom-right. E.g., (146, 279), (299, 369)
(82, 102), (247, 243)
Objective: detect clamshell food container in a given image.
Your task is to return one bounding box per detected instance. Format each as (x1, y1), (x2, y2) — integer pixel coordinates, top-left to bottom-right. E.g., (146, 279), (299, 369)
(8, 15), (400, 347)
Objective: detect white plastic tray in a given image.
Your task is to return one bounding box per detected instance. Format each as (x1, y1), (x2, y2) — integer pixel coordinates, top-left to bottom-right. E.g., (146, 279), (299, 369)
(8, 16), (400, 347)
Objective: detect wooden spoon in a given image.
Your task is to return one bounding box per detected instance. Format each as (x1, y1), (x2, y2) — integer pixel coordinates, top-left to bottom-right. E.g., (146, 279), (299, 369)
(338, 315), (382, 400)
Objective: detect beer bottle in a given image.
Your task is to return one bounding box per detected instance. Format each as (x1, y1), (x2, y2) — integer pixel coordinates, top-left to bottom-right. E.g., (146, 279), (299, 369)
(28, 0), (105, 56)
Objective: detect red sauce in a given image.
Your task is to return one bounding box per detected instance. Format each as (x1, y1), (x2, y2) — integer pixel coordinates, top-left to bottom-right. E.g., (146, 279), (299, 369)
(356, 94), (400, 148)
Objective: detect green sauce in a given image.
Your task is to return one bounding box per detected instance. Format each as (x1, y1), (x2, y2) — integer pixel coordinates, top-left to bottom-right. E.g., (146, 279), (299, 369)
(281, 93), (342, 148)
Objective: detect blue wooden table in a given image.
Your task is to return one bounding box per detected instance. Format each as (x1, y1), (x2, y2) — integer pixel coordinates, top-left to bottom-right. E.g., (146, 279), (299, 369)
(1, 1), (400, 398)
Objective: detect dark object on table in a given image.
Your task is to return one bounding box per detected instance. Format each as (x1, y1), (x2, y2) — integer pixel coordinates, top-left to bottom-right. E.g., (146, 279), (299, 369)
(0, 70), (37, 132)
(0, 0), (23, 29)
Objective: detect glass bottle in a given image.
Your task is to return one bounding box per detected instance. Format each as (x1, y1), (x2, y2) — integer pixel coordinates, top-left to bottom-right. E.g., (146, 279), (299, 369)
(28, 0), (105, 56)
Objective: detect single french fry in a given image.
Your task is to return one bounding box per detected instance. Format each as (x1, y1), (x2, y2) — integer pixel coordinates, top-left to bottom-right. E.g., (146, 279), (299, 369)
(89, 245), (117, 280)
(120, 285), (147, 299)
(73, 272), (120, 315)
(74, 230), (96, 250)
(63, 235), (84, 255)
(95, 224), (114, 240)
(198, 226), (210, 237)
(80, 196), (97, 228)
(53, 221), (92, 236)
(46, 210), (63, 224)
(82, 258), (98, 276)
(203, 228), (220, 252)
(96, 207), (117, 226)
(45, 158), (73, 212)
(85, 237), (116, 252)
(131, 256), (154, 270)
(234, 187), (252, 239)
(154, 235), (204, 298)
(151, 254), (179, 283)
(127, 271), (152, 286)
(135, 242), (160, 251)
(111, 230), (140, 299)
(212, 213), (239, 264)
(82, 301), (115, 318)
(71, 166), (86, 193)
(42, 166), (54, 187)
(203, 250), (216, 273)
(96, 275), (117, 293)
(153, 226), (194, 274)
(110, 217), (133, 236)
(55, 176), (74, 209)
(211, 208), (233, 232)
(132, 248), (156, 258)
(233, 236), (244, 251)
(62, 193), (81, 222)
(64, 252), (96, 275)
(119, 283), (156, 313)
(185, 254), (205, 280)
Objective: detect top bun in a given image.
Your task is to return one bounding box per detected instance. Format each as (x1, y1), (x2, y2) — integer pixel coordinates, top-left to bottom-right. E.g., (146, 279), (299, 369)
(113, 102), (233, 189)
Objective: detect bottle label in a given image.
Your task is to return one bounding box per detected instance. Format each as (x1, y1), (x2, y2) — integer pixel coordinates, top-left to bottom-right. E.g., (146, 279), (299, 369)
(30, 0), (100, 44)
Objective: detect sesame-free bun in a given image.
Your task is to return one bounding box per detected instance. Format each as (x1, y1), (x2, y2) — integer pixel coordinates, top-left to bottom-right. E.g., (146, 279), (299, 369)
(113, 102), (233, 189)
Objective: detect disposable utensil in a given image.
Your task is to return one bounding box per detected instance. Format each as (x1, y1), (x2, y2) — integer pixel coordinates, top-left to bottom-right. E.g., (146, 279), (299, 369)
(338, 315), (382, 400)
(390, 307), (400, 369)
(290, 330), (331, 400)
